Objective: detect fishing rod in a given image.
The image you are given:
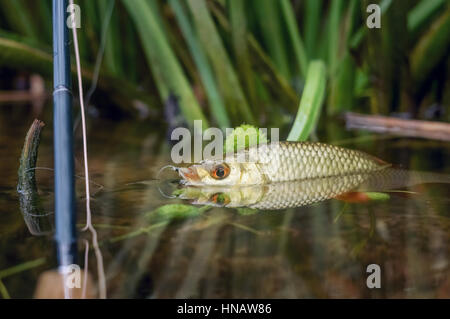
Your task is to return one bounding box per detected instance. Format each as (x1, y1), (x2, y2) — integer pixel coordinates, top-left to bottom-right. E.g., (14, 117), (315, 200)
(52, 0), (78, 272)
(51, 0), (107, 299)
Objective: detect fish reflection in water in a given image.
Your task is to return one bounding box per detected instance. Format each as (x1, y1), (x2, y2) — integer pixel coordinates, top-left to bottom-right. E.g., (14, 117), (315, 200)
(174, 168), (450, 210)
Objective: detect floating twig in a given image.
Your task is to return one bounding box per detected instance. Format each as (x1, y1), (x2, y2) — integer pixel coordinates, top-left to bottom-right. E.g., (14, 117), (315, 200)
(345, 112), (450, 141)
(17, 119), (53, 236)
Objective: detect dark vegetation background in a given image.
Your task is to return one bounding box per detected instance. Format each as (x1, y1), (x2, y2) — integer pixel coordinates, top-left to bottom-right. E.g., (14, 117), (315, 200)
(0, 0), (449, 135)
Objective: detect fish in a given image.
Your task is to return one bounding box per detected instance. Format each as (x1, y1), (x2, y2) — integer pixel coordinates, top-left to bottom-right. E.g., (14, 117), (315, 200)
(174, 168), (450, 210)
(175, 173), (371, 210)
(177, 141), (390, 186)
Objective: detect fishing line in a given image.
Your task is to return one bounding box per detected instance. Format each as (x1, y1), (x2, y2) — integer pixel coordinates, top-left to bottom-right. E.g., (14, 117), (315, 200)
(69, 0), (106, 299)
(23, 167), (105, 195)
(157, 181), (179, 199)
(81, 239), (89, 299)
(73, 0), (116, 131)
(156, 164), (179, 180)
(156, 165), (181, 198)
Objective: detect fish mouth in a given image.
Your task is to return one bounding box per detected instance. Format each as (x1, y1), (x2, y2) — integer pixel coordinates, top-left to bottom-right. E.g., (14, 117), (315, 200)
(178, 167), (200, 183)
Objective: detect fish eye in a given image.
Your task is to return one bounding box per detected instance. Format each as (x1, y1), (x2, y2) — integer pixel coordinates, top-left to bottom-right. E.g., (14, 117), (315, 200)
(211, 163), (230, 180)
(210, 193), (230, 205)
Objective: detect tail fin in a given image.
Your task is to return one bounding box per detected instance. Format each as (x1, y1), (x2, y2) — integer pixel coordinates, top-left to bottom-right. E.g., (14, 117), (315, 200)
(359, 168), (450, 192)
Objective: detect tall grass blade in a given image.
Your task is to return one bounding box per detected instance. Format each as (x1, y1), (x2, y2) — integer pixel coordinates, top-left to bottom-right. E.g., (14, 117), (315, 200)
(229, 0), (258, 110)
(209, 1), (298, 112)
(287, 61), (326, 141)
(170, 0), (230, 129)
(328, 0), (358, 114)
(327, 0), (344, 74)
(408, 0), (446, 33)
(328, 53), (356, 114)
(123, 0), (208, 127)
(186, 0), (254, 124)
(34, 0), (52, 44)
(384, 0), (410, 112)
(121, 7), (138, 83)
(411, 7), (450, 90)
(0, 0), (38, 39)
(82, 0), (101, 62)
(349, 0), (392, 50)
(280, 0), (308, 78)
(98, 0), (124, 77)
(303, 0), (322, 59)
(254, 0), (291, 80)
(363, 0), (407, 114)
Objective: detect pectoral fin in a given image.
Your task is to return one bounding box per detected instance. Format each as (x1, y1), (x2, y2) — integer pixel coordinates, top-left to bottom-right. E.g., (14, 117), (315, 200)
(334, 191), (390, 203)
(334, 192), (371, 203)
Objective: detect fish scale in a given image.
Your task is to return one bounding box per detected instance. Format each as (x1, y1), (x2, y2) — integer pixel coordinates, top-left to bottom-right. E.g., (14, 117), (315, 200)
(248, 174), (370, 210)
(247, 141), (388, 182)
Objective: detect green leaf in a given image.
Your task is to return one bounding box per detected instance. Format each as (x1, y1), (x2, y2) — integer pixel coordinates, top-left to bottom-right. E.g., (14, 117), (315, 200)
(147, 204), (210, 220)
(224, 124), (268, 153)
(366, 192), (390, 201)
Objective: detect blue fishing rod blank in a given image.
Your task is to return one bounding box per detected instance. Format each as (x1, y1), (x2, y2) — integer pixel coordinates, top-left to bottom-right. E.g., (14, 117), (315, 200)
(52, 0), (77, 267)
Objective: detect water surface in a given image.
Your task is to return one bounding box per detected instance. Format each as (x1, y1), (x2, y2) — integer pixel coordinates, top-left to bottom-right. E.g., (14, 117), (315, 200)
(0, 105), (449, 298)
